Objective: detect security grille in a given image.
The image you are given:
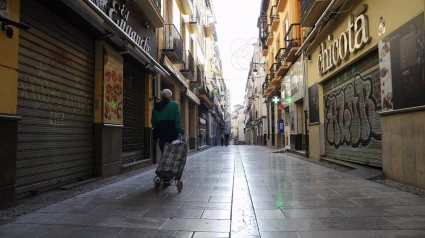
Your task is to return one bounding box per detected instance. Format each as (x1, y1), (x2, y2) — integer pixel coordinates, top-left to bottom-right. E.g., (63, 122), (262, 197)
(16, 0), (94, 196)
(323, 50), (382, 167)
(122, 60), (145, 163)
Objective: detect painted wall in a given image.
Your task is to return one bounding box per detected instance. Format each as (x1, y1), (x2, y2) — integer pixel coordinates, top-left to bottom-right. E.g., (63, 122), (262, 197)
(382, 111), (425, 189)
(0, 0), (20, 115)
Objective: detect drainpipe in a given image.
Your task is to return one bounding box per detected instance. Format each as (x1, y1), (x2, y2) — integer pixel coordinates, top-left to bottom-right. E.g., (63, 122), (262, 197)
(296, 0), (339, 56)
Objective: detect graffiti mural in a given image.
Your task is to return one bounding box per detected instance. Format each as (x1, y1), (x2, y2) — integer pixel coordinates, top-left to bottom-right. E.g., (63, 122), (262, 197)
(325, 74), (381, 149)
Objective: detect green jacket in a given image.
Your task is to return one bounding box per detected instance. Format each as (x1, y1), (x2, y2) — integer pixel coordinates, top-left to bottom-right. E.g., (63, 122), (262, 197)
(151, 99), (184, 140)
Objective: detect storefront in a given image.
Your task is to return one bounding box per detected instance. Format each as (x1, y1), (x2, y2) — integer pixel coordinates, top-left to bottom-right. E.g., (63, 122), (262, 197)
(8, 0), (167, 198)
(16, 0), (96, 196)
(306, 1), (385, 167)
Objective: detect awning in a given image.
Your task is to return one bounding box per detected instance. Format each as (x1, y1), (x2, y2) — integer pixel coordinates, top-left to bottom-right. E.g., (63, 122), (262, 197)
(69, 0), (169, 76)
(163, 56), (189, 89)
(186, 89), (200, 105)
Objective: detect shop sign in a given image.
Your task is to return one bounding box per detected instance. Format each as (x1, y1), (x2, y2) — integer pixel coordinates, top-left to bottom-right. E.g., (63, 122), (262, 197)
(90, 0), (157, 58)
(317, 13), (371, 76)
(278, 104), (284, 110)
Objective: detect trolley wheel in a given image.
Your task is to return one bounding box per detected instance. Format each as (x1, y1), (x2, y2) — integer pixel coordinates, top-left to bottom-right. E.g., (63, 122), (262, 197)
(154, 182), (160, 190)
(177, 181), (183, 192)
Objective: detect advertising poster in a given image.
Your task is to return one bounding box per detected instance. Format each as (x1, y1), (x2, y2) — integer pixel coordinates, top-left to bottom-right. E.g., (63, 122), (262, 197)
(103, 44), (123, 124)
(308, 83), (320, 123)
(378, 13), (425, 110)
(0, 0), (9, 19)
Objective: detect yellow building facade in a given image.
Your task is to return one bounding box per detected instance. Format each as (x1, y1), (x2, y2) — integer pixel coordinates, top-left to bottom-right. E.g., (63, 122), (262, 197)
(302, 0), (425, 188)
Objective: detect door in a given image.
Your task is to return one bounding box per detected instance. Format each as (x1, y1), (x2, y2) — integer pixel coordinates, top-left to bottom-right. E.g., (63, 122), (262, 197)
(122, 60), (145, 163)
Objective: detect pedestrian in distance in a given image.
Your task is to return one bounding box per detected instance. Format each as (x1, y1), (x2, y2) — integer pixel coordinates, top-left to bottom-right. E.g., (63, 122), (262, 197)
(220, 134), (224, 147)
(224, 132), (230, 147)
(151, 89), (185, 153)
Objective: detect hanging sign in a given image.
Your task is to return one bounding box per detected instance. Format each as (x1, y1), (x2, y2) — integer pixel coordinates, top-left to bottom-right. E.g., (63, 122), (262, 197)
(278, 104), (284, 110)
(272, 96), (280, 104)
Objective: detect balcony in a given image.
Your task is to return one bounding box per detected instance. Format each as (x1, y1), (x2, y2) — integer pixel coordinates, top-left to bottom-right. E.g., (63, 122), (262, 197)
(204, 16), (215, 38)
(178, 0), (194, 15)
(180, 50), (195, 80)
(277, 0), (288, 12)
(270, 63), (281, 85)
(162, 24), (184, 64)
(136, 0), (164, 28)
(270, 5), (279, 31)
(266, 24), (274, 46)
(188, 8), (202, 34)
(191, 62), (203, 88)
(284, 23), (301, 63)
(258, 15), (269, 56)
(301, 0), (331, 27)
(275, 48), (290, 76)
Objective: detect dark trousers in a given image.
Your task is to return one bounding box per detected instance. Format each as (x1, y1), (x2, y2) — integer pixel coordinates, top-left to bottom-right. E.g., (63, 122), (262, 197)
(159, 136), (177, 153)
(221, 139), (224, 146)
(224, 138), (228, 147)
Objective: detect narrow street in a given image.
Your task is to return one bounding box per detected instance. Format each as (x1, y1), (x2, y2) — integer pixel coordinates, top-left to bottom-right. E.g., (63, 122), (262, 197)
(1, 146), (425, 237)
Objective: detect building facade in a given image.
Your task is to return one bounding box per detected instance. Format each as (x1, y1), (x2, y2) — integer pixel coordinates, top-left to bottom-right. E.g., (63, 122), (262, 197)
(298, 0), (425, 189)
(0, 0), (226, 209)
(258, 0), (305, 150)
(244, 40), (268, 146)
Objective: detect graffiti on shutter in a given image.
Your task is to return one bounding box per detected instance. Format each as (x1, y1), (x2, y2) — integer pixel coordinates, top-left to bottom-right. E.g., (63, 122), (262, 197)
(325, 73), (381, 149)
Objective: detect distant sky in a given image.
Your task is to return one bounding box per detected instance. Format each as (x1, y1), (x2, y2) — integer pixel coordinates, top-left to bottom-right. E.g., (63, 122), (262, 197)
(214, 0), (261, 107)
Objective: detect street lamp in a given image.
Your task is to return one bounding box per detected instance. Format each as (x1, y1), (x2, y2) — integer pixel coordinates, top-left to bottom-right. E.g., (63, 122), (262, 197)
(252, 63), (265, 73)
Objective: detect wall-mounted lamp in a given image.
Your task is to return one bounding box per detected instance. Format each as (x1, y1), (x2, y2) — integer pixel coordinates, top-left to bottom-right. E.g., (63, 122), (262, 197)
(252, 63), (265, 73)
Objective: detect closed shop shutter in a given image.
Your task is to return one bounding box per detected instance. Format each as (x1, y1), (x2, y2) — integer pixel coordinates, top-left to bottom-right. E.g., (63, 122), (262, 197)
(16, 0), (95, 195)
(122, 60), (145, 163)
(323, 50), (382, 167)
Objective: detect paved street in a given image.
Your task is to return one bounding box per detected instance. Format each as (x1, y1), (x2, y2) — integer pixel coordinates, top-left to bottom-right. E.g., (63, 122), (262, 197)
(1, 146), (425, 237)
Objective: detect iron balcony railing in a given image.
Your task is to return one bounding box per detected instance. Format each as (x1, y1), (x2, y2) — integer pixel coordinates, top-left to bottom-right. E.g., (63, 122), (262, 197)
(163, 24), (184, 61)
(265, 74), (272, 84)
(270, 63), (279, 79)
(270, 5), (278, 24)
(285, 23), (302, 47)
(181, 50), (195, 77)
(275, 47), (290, 68)
(152, 0), (161, 12)
(258, 15), (268, 41)
(262, 81), (268, 94)
(300, 0), (315, 24)
(189, 7), (201, 24)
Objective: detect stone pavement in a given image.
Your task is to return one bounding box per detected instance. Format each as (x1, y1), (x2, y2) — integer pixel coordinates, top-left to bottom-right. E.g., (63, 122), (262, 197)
(1, 146), (425, 237)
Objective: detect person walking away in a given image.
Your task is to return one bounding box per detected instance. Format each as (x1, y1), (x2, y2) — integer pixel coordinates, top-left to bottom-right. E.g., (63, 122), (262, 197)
(224, 133), (230, 147)
(220, 135), (224, 147)
(151, 89), (184, 153)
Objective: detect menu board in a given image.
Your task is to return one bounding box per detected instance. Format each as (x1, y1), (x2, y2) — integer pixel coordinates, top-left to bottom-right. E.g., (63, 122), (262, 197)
(378, 13), (425, 111)
(103, 44), (123, 124)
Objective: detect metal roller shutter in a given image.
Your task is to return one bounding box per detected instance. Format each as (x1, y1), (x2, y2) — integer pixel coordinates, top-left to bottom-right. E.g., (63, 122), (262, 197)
(16, 0), (95, 195)
(122, 60), (145, 163)
(323, 50), (382, 167)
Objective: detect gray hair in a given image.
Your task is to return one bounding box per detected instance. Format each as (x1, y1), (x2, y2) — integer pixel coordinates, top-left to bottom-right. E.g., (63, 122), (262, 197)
(161, 89), (172, 99)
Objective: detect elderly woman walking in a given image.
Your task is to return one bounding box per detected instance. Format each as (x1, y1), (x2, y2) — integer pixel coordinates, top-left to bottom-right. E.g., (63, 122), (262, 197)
(151, 89), (185, 153)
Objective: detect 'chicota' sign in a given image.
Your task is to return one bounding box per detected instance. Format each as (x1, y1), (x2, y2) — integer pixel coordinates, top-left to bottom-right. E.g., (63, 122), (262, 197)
(317, 13), (371, 76)
(90, 0), (157, 58)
